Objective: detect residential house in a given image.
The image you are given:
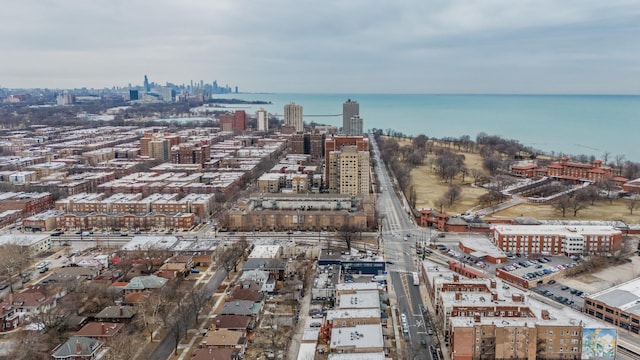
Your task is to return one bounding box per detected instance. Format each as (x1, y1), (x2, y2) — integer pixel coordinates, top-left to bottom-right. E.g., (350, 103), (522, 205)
(51, 336), (101, 360)
(122, 275), (168, 293)
(202, 329), (246, 353)
(218, 300), (262, 317)
(75, 322), (125, 339)
(212, 315), (253, 332)
(0, 291), (55, 318)
(0, 305), (19, 332)
(191, 347), (241, 360)
(228, 285), (263, 303)
(93, 306), (136, 323)
(47, 266), (101, 283)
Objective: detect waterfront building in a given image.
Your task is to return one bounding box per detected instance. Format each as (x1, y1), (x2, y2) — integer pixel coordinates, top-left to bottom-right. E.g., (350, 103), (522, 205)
(342, 99), (359, 135)
(284, 102), (303, 132)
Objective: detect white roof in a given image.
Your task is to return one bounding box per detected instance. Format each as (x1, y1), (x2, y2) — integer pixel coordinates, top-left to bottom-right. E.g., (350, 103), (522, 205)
(459, 237), (507, 259)
(330, 324), (383, 350)
(0, 233), (49, 246)
(493, 224), (621, 236)
(120, 235), (178, 251)
(248, 245), (281, 259)
(335, 282), (379, 292)
(326, 308), (381, 321)
(328, 353), (386, 360)
(296, 343), (317, 360)
(338, 290), (380, 310)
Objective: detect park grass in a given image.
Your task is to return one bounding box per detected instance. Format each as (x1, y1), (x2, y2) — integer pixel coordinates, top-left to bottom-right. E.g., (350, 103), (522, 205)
(394, 137), (640, 224)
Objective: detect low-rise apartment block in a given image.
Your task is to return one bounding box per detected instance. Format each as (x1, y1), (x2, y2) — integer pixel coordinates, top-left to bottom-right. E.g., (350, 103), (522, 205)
(421, 259), (617, 360)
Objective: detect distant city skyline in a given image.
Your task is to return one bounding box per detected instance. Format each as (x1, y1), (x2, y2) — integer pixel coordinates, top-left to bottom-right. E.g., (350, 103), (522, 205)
(1, 1), (639, 94)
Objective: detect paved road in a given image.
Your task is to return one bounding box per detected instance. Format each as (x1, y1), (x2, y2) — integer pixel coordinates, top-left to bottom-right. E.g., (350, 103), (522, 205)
(370, 135), (436, 359)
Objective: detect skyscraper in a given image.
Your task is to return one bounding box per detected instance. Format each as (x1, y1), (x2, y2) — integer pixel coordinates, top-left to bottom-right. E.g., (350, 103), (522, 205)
(257, 108), (269, 131)
(284, 102), (303, 132)
(348, 115), (364, 136)
(342, 99), (359, 135)
(143, 75), (150, 92)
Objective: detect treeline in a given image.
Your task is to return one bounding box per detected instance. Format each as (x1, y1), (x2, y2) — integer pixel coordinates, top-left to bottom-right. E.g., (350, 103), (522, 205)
(372, 128), (640, 215)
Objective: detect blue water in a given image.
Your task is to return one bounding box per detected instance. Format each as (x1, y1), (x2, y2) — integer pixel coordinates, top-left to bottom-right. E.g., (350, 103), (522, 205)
(213, 93), (640, 161)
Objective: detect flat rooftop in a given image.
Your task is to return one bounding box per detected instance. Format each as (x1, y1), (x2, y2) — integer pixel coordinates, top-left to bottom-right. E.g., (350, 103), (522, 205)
(326, 308), (381, 322)
(590, 277), (640, 317)
(248, 245), (281, 259)
(330, 324), (383, 351)
(337, 290), (380, 310)
(421, 258), (615, 330)
(459, 237), (506, 259)
(327, 353), (386, 360)
(493, 224), (621, 236)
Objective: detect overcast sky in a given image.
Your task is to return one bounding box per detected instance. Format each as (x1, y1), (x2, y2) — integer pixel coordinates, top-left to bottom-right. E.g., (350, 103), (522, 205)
(1, 0), (639, 93)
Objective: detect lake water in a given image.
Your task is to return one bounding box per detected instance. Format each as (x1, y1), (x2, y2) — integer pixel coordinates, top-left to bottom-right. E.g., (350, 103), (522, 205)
(210, 93), (640, 162)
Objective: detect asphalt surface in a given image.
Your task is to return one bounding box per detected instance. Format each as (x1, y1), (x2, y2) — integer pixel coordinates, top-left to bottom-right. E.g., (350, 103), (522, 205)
(370, 135), (438, 359)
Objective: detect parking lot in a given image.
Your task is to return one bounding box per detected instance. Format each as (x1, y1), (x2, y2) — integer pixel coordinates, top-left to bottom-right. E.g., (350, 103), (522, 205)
(497, 255), (580, 284)
(532, 281), (587, 310)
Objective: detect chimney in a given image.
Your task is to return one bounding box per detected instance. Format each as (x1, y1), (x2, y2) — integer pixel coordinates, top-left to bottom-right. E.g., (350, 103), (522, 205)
(474, 314), (481, 323)
(512, 294), (524, 303)
(490, 280), (496, 289)
(101, 323), (105, 335)
(453, 275), (459, 282)
(75, 339), (82, 354)
(455, 293), (462, 301)
(119, 306), (124, 316)
(491, 292), (498, 301)
(541, 310), (550, 320)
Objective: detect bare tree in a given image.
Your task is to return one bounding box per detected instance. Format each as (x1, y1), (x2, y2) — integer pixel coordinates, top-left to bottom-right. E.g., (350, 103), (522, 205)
(626, 197), (640, 215)
(569, 196), (588, 217)
(337, 223), (362, 252)
(0, 242), (31, 290)
(554, 194), (570, 217)
(444, 185), (462, 207)
(169, 298), (193, 355)
(470, 168), (485, 186)
(433, 197), (446, 213)
(101, 326), (137, 360)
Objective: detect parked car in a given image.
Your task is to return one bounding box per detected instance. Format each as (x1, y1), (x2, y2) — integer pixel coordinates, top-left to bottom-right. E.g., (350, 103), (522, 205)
(548, 280), (556, 285)
(310, 322), (321, 328)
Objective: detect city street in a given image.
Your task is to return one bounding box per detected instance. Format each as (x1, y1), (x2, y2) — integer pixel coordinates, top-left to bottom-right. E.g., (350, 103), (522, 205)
(370, 135), (438, 359)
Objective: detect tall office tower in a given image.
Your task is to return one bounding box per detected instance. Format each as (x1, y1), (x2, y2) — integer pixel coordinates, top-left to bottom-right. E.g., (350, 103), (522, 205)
(144, 75), (150, 92)
(342, 99), (359, 135)
(348, 115), (364, 136)
(328, 145), (370, 195)
(257, 108), (269, 131)
(284, 102), (304, 132)
(129, 90), (139, 101)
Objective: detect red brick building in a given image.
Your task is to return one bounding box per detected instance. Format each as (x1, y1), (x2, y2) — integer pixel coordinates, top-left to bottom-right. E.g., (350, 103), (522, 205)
(511, 158), (620, 183)
(492, 224), (622, 256)
(0, 192), (53, 217)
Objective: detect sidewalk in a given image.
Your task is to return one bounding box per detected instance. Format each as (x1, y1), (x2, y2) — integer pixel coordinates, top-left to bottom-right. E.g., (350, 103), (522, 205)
(418, 281), (449, 360)
(287, 279), (313, 360)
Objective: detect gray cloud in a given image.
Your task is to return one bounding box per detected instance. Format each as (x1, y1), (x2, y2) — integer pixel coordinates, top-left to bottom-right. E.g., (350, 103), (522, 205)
(1, 0), (639, 93)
